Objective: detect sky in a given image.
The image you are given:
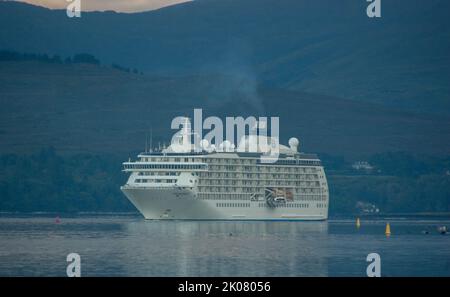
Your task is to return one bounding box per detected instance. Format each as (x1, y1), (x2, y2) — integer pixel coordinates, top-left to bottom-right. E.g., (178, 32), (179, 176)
(18, 0), (193, 12)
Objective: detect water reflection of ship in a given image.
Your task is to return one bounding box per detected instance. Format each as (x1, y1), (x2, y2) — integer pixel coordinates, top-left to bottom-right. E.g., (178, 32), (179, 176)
(123, 221), (329, 276)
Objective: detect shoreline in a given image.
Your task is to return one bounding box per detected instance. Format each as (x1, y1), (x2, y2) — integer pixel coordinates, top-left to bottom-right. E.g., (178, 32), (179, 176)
(0, 211), (449, 220)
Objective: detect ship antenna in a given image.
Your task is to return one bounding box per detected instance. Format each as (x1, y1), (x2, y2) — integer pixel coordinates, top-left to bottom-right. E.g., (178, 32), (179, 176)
(149, 127), (153, 153)
(145, 133), (148, 153)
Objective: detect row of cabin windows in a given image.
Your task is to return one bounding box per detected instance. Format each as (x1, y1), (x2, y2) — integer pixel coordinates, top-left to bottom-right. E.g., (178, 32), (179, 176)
(198, 194), (250, 200)
(138, 172), (179, 176)
(298, 195), (328, 201)
(141, 157), (198, 162)
(140, 157), (251, 164)
(197, 186), (323, 193)
(197, 193), (327, 202)
(198, 179), (321, 187)
(200, 172), (319, 179)
(125, 164), (206, 170)
(140, 158), (253, 164)
(135, 179), (177, 183)
(216, 203), (251, 208)
(138, 157), (320, 167)
(205, 158), (253, 165)
(262, 159), (320, 166)
(258, 203), (310, 208)
(207, 165), (318, 173)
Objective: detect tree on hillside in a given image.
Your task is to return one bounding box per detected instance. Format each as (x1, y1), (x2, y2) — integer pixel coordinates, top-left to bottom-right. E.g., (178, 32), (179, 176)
(72, 53), (100, 65)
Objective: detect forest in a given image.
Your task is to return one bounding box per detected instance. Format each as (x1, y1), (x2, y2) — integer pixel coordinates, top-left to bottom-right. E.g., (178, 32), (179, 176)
(0, 148), (448, 215)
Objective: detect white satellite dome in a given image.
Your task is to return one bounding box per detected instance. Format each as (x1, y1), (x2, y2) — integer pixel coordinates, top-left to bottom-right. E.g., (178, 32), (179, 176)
(200, 139), (209, 150)
(222, 140), (232, 152)
(288, 137), (299, 152)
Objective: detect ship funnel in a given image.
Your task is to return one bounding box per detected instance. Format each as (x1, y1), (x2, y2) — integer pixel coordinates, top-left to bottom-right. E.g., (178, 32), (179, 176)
(168, 117), (193, 153)
(180, 117), (192, 147)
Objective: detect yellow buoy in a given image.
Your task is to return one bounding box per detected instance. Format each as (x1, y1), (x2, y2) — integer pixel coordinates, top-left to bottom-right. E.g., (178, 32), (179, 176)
(385, 222), (391, 236)
(356, 217), (361, 228)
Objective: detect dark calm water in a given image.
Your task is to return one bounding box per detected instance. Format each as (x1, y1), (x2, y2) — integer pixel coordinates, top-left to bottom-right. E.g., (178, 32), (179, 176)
(0, 215), (449, 276)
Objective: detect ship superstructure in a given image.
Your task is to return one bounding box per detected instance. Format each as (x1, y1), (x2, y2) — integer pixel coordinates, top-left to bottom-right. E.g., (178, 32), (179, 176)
(121, 118), (329, 220)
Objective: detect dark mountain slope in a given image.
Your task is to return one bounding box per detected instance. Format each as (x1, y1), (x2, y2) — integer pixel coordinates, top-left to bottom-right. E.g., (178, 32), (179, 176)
(1, 60), (449, 158)
(0, 0), (449, 114)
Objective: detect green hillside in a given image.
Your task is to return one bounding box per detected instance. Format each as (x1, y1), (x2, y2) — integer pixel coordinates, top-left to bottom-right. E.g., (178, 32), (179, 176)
(1, 59), (449, 158)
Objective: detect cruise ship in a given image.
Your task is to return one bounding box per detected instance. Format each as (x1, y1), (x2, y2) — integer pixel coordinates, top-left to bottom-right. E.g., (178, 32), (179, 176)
(120, 118), (329, 220)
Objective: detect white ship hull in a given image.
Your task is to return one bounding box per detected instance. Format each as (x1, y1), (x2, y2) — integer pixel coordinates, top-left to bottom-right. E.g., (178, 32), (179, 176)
(121, 186), (328, 221)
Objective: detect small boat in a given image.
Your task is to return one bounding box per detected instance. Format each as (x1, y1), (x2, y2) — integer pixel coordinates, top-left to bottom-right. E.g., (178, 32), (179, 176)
(437, 226), (448, 235)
